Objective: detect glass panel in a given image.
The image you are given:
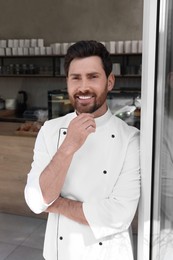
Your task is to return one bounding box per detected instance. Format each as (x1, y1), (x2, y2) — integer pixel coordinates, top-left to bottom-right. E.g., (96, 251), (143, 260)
(152, 0), (173, 259)
(160, 1), (173, 258)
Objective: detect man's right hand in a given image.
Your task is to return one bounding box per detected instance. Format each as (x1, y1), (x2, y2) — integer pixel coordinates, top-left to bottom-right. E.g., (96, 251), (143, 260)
(60, 113), (96, 155)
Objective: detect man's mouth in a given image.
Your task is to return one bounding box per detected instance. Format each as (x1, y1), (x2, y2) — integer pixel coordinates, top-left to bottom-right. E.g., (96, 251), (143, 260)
(77, 95), (93, 100)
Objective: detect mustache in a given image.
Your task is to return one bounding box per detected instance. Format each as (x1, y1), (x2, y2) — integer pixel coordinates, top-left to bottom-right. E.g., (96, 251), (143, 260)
(74, 91), (95, 97)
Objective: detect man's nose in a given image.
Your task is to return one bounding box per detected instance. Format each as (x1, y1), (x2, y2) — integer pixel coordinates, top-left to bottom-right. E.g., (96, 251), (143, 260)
(79, 78), (89, 90)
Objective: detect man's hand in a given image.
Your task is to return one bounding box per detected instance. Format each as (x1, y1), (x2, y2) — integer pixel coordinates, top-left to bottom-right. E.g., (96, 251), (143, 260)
(39, 113), (95, 205)
(60, 113), (96, 155)
(46, 196), (88, 225)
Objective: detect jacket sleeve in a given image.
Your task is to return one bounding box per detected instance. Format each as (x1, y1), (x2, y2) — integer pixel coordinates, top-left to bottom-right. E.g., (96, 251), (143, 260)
(24, 126), (56, 214)
(82, 131), (140, 240)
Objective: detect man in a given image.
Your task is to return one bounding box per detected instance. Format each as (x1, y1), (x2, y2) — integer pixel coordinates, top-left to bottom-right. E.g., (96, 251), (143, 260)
(24, 40), (140, 260)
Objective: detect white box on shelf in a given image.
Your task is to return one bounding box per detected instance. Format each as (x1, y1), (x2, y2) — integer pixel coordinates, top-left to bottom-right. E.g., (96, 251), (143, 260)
(60, 43), (69, 55)
(19, 39), (25, 47)
(46, 46), (52, 55)
(52, 43), (61, 55)
(38, 39), (44, 47)
(0, 40), (7, 48)
(23, 47), (29, 55)
(13, 39), (19, 48)
(40, 47), (46, 55)
(8, 39), (14, 48)
(116, 41), (124, 54)
(24, 39), (30, 47)
(29, 47), (35, 55)
(17, 47), (24, 56)
(5, 48), (12, 56)
(124, 41), (132, 53)
(0, 48), (5, 56)
(34, 47), (40, 55)
(131, 40), (138, 53)
(12, 47), (18, 55)
(31, 39), (37, 47)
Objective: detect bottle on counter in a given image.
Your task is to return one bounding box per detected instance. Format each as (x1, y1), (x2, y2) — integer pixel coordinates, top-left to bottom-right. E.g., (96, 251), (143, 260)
(0, 96), (5, 110)
(16, 91), (28, 117)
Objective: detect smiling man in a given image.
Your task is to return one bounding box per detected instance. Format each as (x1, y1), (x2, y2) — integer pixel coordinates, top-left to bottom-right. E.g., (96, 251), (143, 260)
(24, 40), (140, 260)
(67, 55), (114, 117)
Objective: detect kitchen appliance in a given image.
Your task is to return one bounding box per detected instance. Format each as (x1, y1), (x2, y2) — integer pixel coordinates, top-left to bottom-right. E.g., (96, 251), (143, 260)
(0, 96), (5, 110)
(48, 89), (73, 119)
(16, 90), (28, 117)
(107, 91), (140, 128)
(5, 99), (16, 110)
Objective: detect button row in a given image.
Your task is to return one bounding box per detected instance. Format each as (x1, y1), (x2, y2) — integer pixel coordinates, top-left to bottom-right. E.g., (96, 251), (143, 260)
(62, 130), (115, 139)
(59, 236), (103, 246)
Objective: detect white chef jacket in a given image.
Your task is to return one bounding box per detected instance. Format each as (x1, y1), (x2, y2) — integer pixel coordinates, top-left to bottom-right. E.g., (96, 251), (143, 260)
(24, 108), (140, 260)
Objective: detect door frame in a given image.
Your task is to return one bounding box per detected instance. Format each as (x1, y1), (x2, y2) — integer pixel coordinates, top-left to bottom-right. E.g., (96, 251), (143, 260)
(138, 0), (158, 259)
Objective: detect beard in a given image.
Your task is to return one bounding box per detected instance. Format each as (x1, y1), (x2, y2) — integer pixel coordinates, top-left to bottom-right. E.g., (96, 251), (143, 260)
(68, 85), (108, 114)
(74, 98), (99, 114)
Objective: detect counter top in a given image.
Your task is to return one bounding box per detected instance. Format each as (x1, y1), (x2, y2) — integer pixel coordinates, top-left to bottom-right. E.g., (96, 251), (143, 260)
(0, 117), (29, 123)
(0, 121), (40, 137)
(0, 134), (44, 218)
(0, 122), (21, 136)
(0, 109), (37, 123)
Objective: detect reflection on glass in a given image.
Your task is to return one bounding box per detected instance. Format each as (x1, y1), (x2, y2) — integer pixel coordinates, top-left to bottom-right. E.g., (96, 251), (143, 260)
(160, 71), (173, 259)
(160, 2), (173, 257)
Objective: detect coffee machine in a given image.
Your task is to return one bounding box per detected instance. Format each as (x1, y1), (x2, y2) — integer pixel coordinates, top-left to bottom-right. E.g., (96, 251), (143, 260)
(16, 90), (28, 117)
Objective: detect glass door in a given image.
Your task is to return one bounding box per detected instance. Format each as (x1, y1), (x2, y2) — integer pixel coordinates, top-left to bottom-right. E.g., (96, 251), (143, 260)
(137, 0), (158, 259)
(151, 0), (173, 259)
(138, 0), (173, 259)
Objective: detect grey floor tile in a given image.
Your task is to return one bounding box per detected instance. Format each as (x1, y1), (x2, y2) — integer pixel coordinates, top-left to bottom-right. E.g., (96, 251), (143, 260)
(0, 213), (45, 234)
(22, 222), (46, 249)
(0, 228), (30, 245)
(0, 213), (46, 259)
(4, 246), (44, 260)
(0, 242), (17, 260)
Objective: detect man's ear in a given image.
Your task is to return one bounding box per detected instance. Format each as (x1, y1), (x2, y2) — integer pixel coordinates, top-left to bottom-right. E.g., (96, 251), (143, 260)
(108, 73), (115, 91)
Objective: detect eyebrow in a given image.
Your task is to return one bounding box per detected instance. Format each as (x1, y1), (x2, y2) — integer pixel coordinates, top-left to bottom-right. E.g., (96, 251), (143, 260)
(69, 72), (101, 77)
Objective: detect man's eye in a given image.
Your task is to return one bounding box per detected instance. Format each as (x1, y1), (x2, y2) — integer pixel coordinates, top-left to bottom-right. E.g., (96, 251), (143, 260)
(72, 77), (80, 80)
(89, 75), (98, 79)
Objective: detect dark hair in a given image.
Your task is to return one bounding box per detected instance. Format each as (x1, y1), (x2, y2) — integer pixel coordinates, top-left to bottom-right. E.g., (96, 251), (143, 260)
(64, 40), (112, 77)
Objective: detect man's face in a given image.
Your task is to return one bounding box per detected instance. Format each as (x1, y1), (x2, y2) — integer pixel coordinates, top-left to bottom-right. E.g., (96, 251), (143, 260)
(67, 56), (114, 117)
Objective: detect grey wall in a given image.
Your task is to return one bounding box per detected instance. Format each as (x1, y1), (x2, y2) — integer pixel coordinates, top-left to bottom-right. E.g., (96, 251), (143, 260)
(0, 0), (143, 108)
(0, 0), (143, 44)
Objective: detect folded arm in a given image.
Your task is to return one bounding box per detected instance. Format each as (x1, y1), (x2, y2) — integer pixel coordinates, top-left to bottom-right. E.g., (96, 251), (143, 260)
(46, 133), (140, 239)
(24, 113), (96, 214)
(46, 196), (88, 225)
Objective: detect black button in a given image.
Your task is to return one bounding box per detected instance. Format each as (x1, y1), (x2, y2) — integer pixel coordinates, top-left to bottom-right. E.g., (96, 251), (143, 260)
(103, 170), (107, 174)
(63, 131), (67, 135)
(59, 236), (63, 240)
(99, 242), (103, 245)
(111, 134), (115, 138)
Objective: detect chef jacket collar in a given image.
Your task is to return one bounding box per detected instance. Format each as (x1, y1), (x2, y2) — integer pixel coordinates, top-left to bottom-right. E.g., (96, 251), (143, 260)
(94, 108), (112, 127)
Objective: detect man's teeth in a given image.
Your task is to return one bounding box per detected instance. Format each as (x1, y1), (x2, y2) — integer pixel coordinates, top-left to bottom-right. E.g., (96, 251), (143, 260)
(78, 96), (92, 100)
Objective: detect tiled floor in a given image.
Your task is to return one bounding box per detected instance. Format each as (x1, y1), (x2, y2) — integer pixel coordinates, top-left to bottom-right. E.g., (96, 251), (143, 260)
(0, 212), (138, 260)
(0, 213), (46, 260)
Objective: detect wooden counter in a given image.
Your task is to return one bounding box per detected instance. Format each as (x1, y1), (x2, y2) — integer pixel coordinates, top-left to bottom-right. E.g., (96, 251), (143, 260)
(0, 122), (47, 219)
